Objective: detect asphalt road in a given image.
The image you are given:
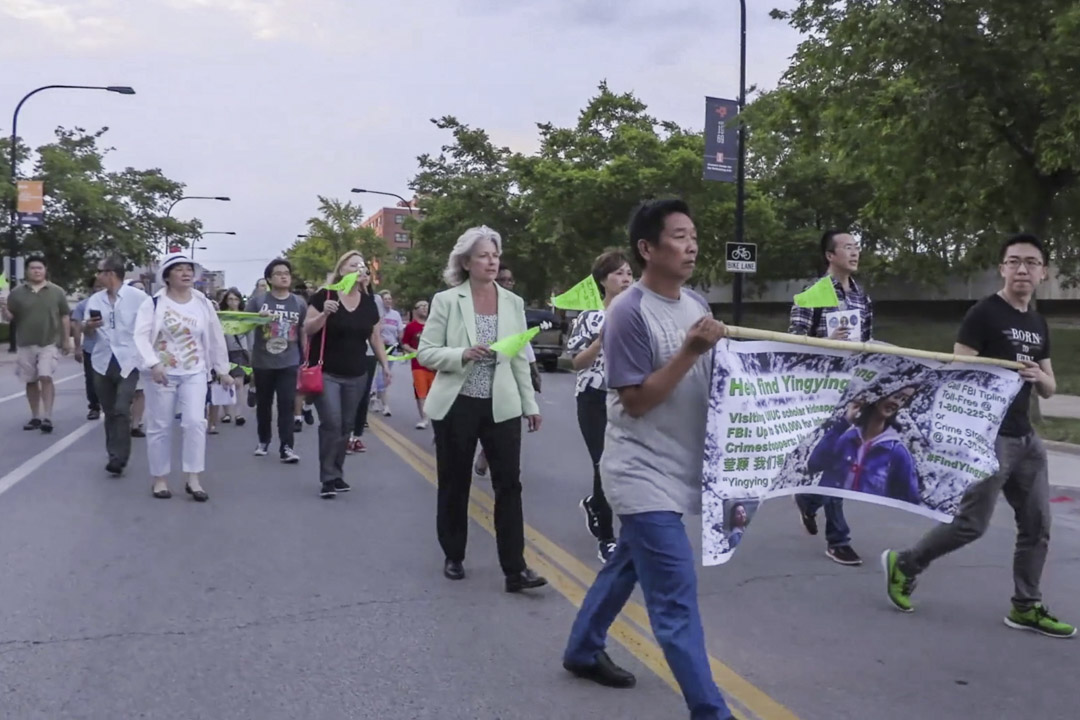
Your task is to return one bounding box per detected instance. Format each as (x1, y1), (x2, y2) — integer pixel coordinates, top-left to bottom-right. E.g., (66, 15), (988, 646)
(1, 360), (1078, 720)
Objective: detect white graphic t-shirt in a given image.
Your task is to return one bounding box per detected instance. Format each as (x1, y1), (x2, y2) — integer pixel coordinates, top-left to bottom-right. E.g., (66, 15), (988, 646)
(154, 295), (208, 375)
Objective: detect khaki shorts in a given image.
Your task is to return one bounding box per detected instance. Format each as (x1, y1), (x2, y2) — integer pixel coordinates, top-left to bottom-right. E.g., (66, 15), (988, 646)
(16, 345), (60, 383)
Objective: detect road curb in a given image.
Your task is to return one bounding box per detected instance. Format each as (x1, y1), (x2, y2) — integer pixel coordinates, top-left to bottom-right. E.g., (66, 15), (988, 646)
(1045, 439), (1080, 456)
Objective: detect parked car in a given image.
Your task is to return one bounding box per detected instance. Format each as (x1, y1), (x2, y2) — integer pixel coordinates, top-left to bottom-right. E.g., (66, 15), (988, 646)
(525, 307), (567, 372)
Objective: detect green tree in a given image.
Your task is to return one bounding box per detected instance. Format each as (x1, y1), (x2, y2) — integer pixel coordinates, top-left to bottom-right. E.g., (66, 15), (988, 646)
(2, 127), (196, 288)
(286, 196), (385, 284)
(392, 116), (534, 306)
(766, 0), (1080, 282)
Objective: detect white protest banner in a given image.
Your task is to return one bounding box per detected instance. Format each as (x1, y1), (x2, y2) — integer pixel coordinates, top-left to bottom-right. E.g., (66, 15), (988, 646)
(702, 339), (1024, 565)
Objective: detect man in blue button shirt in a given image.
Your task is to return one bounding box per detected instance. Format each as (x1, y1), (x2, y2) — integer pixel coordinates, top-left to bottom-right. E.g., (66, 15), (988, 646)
(82, 256), (148, 476)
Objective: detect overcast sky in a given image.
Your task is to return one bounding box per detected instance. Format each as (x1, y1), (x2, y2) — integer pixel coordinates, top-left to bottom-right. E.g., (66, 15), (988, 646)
(1, 0), (802, 291)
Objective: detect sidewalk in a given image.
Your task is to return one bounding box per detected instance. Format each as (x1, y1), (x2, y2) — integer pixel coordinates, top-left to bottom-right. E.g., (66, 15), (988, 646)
(1042, 394), (1080, 420)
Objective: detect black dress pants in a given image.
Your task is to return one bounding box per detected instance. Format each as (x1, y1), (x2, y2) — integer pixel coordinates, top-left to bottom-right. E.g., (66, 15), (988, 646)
(432, 395), (525, 576)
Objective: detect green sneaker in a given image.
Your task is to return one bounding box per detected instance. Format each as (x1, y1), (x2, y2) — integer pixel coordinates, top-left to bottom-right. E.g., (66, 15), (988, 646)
(881, 549), (916, 613)
(1004, 604), (1077, 638)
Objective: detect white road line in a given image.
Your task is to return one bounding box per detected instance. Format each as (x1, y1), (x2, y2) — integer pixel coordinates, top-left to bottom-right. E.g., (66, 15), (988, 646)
(0, 422), (98, 498)
(0, 373), (81, 405)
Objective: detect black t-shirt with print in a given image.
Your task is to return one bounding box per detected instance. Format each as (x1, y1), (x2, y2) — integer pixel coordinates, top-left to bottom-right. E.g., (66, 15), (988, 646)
(308, 289), (379, 378)
(957, 294), (1051, 438)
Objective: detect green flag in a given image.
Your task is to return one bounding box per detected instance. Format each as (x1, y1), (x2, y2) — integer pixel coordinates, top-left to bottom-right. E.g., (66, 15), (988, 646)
(489, 326), (540, 357)
(793, 276), (840, 308)
(0, 274), (7, 290)
(218, 312), (272, 336)
(551, 275), (603, 311)
(388, 352), (417, 362)
(325, 272), (358, 294)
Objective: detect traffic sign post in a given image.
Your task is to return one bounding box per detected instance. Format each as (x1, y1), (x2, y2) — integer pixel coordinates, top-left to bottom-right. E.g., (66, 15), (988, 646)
(726, 242), (756, 324)
(726, 242), (757, 273)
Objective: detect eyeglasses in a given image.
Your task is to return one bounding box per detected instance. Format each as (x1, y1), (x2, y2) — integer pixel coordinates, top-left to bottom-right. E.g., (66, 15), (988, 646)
(1003, 258), (1044, 269)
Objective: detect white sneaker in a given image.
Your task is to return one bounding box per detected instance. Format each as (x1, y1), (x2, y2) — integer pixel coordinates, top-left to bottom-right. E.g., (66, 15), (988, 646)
(382, 404), (392, 417)
(254, 443), (269, 457)
(415, 419), (429, 430)
(280, 446), (300, 464)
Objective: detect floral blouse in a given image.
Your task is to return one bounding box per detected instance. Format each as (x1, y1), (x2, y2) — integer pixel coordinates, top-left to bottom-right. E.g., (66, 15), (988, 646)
(566, 310), (606, 396)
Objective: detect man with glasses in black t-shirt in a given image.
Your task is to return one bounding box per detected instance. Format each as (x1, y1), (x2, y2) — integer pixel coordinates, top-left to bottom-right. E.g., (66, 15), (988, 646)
(883, 233), (1075, 639)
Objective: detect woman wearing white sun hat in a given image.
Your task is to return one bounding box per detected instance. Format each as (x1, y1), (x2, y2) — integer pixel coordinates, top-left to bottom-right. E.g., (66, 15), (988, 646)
(133, 253), (233, 501)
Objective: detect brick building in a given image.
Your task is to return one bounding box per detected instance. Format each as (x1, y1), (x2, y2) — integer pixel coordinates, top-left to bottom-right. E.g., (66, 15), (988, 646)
(361, 204), (418, 259)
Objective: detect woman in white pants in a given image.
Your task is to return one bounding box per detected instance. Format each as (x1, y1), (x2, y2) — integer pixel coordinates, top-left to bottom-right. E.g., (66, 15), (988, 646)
(134, 253), (233, 501)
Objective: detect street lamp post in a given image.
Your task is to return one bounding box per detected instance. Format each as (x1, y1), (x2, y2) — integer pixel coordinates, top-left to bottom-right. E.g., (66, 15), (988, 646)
(8, 84), (135, 287)
(350, 188), (413, 209)
(163, 195), (231, 252)
(732, 0), (748, 326)
(190, 231), (236, 260)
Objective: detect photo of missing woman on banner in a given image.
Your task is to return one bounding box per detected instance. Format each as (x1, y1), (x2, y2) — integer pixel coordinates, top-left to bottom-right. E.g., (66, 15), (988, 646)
(771, 362), (956, 515)
(808, 384), (923, 504)
(719, 499), (760, 551)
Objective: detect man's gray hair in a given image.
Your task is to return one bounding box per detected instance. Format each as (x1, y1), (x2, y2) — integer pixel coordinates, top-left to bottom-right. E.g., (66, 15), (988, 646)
(442, 226), (502, 287)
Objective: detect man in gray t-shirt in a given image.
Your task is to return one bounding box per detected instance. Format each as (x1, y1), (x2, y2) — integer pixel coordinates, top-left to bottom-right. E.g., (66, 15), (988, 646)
(245, 259), (307, 462)
(562, 199), (733, 720)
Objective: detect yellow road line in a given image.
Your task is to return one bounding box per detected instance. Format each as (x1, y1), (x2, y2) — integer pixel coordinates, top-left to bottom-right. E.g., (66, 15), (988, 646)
(371, 419), (800, 720)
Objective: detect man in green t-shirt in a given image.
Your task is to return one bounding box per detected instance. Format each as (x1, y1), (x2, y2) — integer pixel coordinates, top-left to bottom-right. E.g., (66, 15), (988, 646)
(0, 256), (73, 433)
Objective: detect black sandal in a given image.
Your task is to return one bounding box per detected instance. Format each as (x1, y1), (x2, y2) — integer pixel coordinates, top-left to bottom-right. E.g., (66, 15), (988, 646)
(153, 487), (172, 499)
(185, 484), (209, 502)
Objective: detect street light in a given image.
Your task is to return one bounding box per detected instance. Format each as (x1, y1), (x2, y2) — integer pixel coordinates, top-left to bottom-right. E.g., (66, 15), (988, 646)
(190, 231), (236, 260)
(350, 188), (413, 209)
(731, 0), (748, 326)
(8, 84), (136, 287)
(163, 195), (231, 250)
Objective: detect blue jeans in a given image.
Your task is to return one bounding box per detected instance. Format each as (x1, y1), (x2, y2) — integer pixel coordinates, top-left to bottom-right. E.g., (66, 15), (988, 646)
(564, 512), (732, 720)
(796, 494), (851, 548)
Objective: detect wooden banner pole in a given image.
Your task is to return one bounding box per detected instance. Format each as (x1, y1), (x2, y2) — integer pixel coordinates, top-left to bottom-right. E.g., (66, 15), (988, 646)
(723, 325), (1024, 371)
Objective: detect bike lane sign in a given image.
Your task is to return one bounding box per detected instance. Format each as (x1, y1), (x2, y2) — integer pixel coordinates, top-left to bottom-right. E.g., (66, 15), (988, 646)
(726, 242), (757, 273)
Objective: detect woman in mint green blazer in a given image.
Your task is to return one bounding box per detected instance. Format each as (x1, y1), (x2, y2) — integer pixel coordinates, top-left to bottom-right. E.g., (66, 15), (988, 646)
(418, 226), (548, 594)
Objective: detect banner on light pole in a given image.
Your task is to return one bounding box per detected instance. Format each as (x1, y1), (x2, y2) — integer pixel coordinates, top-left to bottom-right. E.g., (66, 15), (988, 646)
(16, 180), (44, 226)
(702, 97), (738, 183)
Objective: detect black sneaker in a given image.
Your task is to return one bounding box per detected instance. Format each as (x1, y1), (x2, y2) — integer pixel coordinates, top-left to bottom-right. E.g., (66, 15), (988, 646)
(333, 478), (351, 493)
(319, 482), (337, 499)
(23, 419), (41, 431)
(293, 417), (303, 433)
(280, 446), (300, 464)
(580, 496), (602, 540)
(40, 419), (53, 434)
(87, 408), (101, 420)
(798, 502), (818, 536)
(598, 541), (616, 564)
(827, 545), (863, 566)
(131, 426), (146, 438)
(105, 460), (123, 476)
(303, 406), (315, 425)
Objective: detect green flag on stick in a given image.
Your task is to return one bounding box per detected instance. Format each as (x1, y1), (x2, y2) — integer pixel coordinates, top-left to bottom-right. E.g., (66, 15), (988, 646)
(551, 275), (603, 311)
(218, 312), (272, 336)
(325, 272), (358, 294)
(229, 362), (254, 376)
(488, 327), (540, 357)
(793, 276), (840, 308)
(0, 274), (7, 290)
(388, 352), (417, 362)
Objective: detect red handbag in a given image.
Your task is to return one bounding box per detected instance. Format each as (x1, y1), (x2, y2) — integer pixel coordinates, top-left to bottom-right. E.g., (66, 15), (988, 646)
(297, 294), (330, 395)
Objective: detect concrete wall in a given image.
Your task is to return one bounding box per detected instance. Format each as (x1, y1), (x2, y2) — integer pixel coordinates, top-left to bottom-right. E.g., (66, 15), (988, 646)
(698, 268), (1080, 304)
